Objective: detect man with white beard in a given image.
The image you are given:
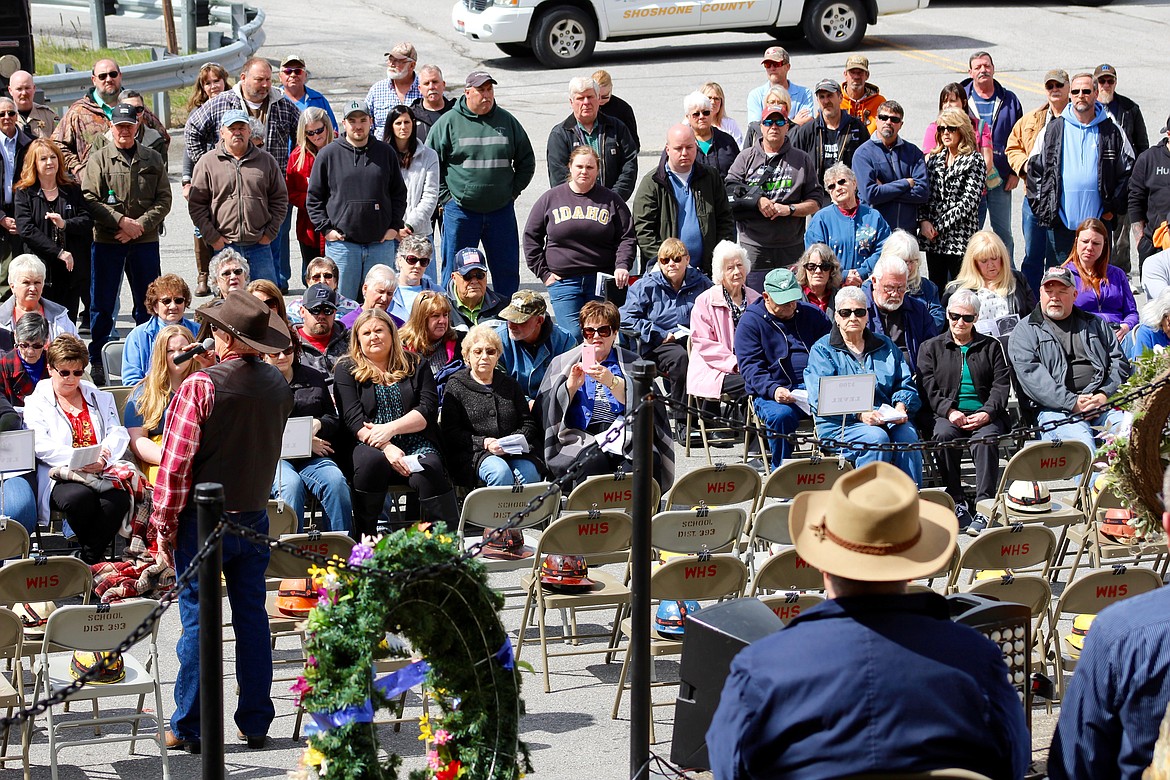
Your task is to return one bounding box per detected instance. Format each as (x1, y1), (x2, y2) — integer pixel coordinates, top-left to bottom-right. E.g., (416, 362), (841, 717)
(365, 42), (423, 140)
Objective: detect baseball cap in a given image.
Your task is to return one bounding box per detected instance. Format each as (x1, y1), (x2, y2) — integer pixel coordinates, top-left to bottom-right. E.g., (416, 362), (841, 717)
(280, 54), (305, 67)
(1094, 63), (1117, 79)
(111, 103), (139, 125)
(303, 283), (339, 312)
(762, 103), (789, 121)
(1043, 69), (1069, 87)
(845, 54), (870, 72)
(1040, 267), (1075, 288)
(763, 268), (802, 305)
(761, 46), (789, 64)
(453, 247), (488, 276)
(1161, 114), (1170, 134)
(385, 42), (417, 61)
(219, 108), (250, 128)
(500, 290), (547, 324)
(813, 78), (841, 94)
(465, 70), (497, 89)
(343, 100), (369, 119)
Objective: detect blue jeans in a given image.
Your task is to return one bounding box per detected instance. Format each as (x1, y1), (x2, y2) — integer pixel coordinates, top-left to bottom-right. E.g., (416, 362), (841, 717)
(173, 507), (273, 741)
(89, 241), (160, 364)
(272, 457), (353, 533)
(983, 184), (1015, 260)
(821, 420), (923, 486)
(441, 200), (520, 297)
(1037, 408), (1130, 455)
(0, 472), (37, 534)
(753, 398), (806, 469)
(547, 275), (601, 340)
(478, 455), (542, 486)
(325, 239), (398, 301)
(276, 210), (293, 290)
(229, 242), (277, 286)
(1021, 198), (1058, 293)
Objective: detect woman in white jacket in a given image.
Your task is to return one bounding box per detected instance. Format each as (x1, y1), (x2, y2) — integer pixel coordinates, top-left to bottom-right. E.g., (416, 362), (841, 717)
(24, 334), (129, 562)
(0, 254), (78, 342)
(385, 105), (440, 283)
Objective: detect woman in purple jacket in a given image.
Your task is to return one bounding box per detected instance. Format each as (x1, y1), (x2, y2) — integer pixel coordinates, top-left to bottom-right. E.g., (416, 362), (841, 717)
(1061, 218), (1138, 340)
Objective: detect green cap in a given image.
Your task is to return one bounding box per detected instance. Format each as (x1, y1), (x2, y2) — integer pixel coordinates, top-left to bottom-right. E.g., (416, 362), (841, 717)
(764, 267), (803, 305)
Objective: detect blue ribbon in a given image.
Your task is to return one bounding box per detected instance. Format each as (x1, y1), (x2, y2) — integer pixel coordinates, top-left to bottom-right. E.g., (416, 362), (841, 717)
(305, 700), (374, 737)
(374, 660), (431, 699)
(494, 639), (515, 671)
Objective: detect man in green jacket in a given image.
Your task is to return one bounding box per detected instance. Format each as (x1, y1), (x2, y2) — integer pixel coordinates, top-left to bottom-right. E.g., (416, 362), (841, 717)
(426, 71), (535, 298)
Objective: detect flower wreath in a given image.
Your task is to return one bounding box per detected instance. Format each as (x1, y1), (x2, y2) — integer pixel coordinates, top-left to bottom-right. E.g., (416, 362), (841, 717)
(290, 526), (531, 780)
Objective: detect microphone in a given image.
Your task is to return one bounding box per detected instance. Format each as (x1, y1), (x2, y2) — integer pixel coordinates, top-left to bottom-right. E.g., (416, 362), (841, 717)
(174, 338), (215, 365)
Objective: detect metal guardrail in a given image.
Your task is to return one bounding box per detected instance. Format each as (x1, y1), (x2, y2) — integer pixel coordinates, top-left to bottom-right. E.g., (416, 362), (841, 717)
(28, 0), (265, 107)
(32, 0), (241, 25)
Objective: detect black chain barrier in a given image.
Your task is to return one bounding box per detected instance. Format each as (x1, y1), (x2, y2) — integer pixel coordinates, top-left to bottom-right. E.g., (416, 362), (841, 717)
(0, 399), (652, 728)
(663, 372), (1170, 455)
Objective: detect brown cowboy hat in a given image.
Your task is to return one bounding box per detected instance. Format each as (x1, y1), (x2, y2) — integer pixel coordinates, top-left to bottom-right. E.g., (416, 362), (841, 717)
(196, 290), (292, 354)
(789, 462), (957, 581)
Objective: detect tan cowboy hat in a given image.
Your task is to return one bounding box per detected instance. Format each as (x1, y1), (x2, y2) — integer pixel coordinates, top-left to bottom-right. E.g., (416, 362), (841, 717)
(789, 462), (958, 581)
(196, 290), (292, 354)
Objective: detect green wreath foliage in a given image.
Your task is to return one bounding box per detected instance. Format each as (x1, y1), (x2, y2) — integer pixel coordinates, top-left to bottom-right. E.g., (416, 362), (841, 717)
(290, 526), (531, 780)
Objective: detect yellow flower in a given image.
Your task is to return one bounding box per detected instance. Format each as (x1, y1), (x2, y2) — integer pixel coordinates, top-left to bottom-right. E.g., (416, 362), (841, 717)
(418, 713), (433, 741)
(438, 534), (453, 545)
(304, 746), (326, 767)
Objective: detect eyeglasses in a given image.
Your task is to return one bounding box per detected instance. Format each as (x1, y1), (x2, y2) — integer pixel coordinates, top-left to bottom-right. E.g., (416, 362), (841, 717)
(282, 67), (304, 75)
(1070, 89), (1094, 96)
(938, 125), (961, 133)
(880, 284), (907, 295)
(660, 256), (688, 266)
(690, 110), (712, 118)
(159, 297), (186, 306)
(948, 312), (977, 323)
(763, 61), (787, 68)
(309, 271), (335, 280)
(761, 117), (788, 127)
(54, 368), (85, 377)
(200, 61), (223, 70)
(274, 345), (297, 357)
(306, 306), (336, 317)
(804, 262), (830, 272)
(403, 255), (431, 267)
(461, 271), (486, 281)
(17, 342), (43, 350)
(220, 268), (245, 277)
(836, 308), (868, 319)
(582, 325), (614, 338)
(826, 178), (851, 191)
(94, 70), (119, 81)
(305, 126), (327, 137)
(877, 114), (903, 123)
(0, 111), (15, 118)
(1097, 77), (1116, 85)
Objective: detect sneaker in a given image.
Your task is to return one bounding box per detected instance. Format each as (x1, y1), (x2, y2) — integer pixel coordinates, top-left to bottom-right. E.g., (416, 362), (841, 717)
(954, 503), (974, 530)
(745, 457), (766, 472)
(708, 429), (738, 448)
(966, 512), (991, 537)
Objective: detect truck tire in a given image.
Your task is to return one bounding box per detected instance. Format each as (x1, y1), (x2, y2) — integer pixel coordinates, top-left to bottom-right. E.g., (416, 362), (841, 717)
(802, 0), (866, 53)
(496, 42), (534, 58)
(531, 5), (597, 68)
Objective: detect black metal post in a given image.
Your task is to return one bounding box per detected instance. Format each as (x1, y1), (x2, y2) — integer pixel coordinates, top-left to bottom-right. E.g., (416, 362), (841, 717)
(629, 360), (656, 780)
(196, 483), (225, 780)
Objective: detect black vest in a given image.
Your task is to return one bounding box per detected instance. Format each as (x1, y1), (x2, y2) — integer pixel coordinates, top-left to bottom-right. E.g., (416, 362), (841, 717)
(191, 356), (293, 512)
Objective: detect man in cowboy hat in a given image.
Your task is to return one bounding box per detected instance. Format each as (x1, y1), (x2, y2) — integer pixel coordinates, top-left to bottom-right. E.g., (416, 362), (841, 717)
(149, 291), (295, 754)
(707, 462), (1029, 779)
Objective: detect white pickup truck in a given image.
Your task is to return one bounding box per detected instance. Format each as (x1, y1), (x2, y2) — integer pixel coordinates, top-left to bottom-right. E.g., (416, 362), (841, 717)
(452, 0), (929, 68)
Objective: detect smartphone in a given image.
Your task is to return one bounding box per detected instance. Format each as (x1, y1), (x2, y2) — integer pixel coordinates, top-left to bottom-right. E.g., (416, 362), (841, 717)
(580, 343), (597, 371)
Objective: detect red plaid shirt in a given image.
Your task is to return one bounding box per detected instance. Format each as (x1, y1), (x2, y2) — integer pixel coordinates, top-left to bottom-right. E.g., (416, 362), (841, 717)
(148, 355), (239, 546)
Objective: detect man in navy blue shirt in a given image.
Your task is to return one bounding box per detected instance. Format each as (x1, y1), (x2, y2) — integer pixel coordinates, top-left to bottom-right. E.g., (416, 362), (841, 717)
(1048, 505), (1170, 780)
(707, 462), (1029, 780)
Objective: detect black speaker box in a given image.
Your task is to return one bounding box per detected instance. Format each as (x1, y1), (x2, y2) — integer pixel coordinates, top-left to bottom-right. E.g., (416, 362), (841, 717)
(670, 597), (783, 770)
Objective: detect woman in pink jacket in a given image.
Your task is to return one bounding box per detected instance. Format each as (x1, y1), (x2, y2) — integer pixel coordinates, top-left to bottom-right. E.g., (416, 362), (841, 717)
(686, 241), (760, 441)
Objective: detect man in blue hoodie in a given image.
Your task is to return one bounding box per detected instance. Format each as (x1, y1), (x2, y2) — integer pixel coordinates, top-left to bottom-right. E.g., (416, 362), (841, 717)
(1026, 72), (1135, 258)
(963, 52), (1022, 258)
(734, 267), (830, 468)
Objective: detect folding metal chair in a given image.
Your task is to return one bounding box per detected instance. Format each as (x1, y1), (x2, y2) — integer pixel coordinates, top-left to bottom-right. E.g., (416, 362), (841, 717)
(761, 456), (853, 501)
(945, 525), (1058, 592)
(662, 463), (762, 513)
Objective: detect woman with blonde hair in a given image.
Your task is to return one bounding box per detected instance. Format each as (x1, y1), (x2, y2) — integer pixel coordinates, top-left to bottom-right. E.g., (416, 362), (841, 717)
(702, 82), (743, 147)
(184, 62), (233, 296)
(742, 86), (792, 149)
(399, 290), (461, 389)
(592, 69), (639, 148)
(286, 107), (334, 276)
(333, 309), (455, 537)
(126, 325), (200, 483)
(943, 230), (1034, 324)
(919, 107), (986, 289)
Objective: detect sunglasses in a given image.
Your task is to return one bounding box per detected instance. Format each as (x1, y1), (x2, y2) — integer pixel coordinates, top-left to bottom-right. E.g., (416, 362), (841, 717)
(1044, 82), (1064, 90)
(305, 126), (328, 137)
(582, 326), (614, 338)
(1070, 89), (1094, 96)
(220, 268), (245, 277)
(761, 117), (788, 127)
(660, 256), (688, 266)
(273, 345), (297, 357)
(260, 297), (279, 309)
(309, 271), (335, 280)
(826, 178), (851, 191)
(938, 125), (961, 133)
(690, 110), (712, 118)
(877, 114), (903, 123)
(94, 70), (119, 81)
(159, 297), (186, 306)
(837, 308), (868, 319)
(403, 255), (431, 267)
(1097, 77), (1116, 85)
(804, 262), (830, 272)
(282, 67), (304, 75)
(55, 368), (86, 377)
(306, 306), (336, 316)
(17, 342), (44, 350)
(948, 312), (977, 323)
(461, 271), (486, 281)
(0, 111), (15, 118)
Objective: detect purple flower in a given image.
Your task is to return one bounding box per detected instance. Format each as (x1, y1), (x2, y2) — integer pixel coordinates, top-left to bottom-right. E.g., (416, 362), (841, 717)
(348, 543), (375, 567)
